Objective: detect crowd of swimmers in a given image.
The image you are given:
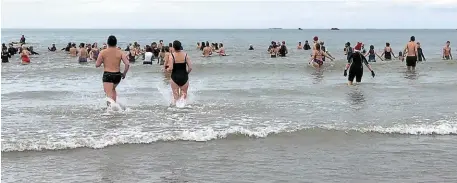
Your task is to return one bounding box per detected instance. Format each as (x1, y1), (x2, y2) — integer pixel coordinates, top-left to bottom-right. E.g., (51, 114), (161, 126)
(197, 41), (227, 57)
(1, 34), (454, 106)
(93, 35), (192, 106)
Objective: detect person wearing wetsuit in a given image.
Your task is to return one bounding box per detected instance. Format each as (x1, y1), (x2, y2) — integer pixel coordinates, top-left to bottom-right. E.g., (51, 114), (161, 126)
(2, 47), (11, 63)
(8, 44), (17, 55)
(344, 42), (375, 85)
(48, 44), (57, 52)
(249, 44), (254, 50)
(124, 43), (132, 51)
(62, 43), (72, 52)
(303, 40), (311, 50)
(345, 42), (353, 62)
(166, 40), (193, 105)
(416, 42), (426, 61)
(28, 46), (39, 55)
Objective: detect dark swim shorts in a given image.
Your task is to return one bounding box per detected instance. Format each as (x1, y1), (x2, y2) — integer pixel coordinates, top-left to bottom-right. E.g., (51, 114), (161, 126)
(102, 71), (122, 84)
(405, 56), (417, 67)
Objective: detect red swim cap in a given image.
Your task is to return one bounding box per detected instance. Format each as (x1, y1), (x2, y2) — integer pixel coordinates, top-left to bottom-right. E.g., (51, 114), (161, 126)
(313, 36), (318, 41)
(354, 42), (363, 51)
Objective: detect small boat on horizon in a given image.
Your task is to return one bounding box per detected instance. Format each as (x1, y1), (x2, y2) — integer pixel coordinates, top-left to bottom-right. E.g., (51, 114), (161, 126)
(331, 28), (340, 30)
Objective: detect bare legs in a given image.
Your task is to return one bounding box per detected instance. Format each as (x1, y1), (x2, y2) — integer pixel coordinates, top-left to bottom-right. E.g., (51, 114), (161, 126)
(103, 82), (118, 106)
(170, 80), (189, 105)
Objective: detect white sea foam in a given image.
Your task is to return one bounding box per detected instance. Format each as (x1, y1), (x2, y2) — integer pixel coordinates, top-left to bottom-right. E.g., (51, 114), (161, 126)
(2, 120), (456, 152)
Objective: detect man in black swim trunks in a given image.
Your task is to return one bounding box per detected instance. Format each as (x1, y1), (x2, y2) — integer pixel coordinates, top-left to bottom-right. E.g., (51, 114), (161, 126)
(96, 35), (130, 105)
(404, 36), (418, 71)
(344, 42), (375, 85)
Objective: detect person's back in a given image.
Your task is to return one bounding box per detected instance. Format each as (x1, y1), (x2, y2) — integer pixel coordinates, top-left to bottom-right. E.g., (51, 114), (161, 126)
(404, 36), (418, 70)
(145, 52), (153, 61)
(100, 47), (123, 72)
(96, 35), (130, 105)
(2, 49), (11, 63)
(70, 46), (77, 56)
(203, 45), (212, 56)
(167, 40), (193, 105)
(350, 52), (364, 68)
(406, 42), (416, 57)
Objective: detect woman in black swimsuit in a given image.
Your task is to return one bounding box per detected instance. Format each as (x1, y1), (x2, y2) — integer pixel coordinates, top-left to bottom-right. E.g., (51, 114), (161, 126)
(166, 40), (193, 104)
(381, 42), (396, 60)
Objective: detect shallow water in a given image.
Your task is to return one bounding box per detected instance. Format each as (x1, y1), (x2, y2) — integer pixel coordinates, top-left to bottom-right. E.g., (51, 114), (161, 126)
(2, 29), (457, 182)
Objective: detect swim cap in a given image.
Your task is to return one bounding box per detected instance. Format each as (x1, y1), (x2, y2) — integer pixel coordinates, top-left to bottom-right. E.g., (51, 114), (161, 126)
(313, 36), (318, 41)
(354, 42), (363, 51)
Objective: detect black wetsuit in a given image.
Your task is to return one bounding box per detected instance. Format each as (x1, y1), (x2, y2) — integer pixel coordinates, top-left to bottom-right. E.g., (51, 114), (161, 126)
(346, 47), (353, 61)
(347, 52), (369, 82)
(62, 46), (71, 52)
(48, 46), (57, 52)
(8, 47), (17, 55)
(170, 53), (189, 87)
(249, 46), (254, 50)
(2, 49), (11, 63)
(417, 47), (426, 61)
(304, 43), (311, 50)
(28, 48), (39, 55)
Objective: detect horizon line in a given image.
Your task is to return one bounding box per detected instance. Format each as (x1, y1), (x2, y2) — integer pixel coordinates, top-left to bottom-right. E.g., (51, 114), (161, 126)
(2, 28), (456, 30)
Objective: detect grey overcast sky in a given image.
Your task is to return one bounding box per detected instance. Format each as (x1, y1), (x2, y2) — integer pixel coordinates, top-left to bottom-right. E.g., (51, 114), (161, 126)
(1, 0), (457, 29)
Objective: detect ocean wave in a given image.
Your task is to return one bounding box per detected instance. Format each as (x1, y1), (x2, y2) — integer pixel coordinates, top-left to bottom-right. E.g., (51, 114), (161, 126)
(2, 122), (456, 152)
